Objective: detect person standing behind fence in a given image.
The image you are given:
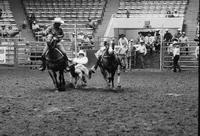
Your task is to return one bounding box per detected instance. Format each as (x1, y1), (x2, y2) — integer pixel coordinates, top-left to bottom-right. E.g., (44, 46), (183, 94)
(172, 43), (181, 72)
(164, 29), (173, 46)
(134, 40), (147, 69)
(178, 32), (189, 55)
(136, 32), (145, 44)
(168, 39), (178, 69)
(145, 32), (155, 55)
(173, 28), (182, 40)
(126, 39), (134, 70)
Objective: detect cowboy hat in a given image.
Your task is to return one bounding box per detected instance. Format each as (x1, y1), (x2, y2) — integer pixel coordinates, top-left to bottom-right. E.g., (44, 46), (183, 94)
(52, 17), (64, 24)
(78, 50), (85, 56)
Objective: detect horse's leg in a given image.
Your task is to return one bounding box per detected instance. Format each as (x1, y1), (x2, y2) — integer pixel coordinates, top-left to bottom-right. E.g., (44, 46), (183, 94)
(117, 65), (121, 88)
(111, 72), (115, 88)
(53, 71), (59, 90)
(48, 70), (57, 89)
(59, 70), (65, 91)
(100, 67), (110, 88)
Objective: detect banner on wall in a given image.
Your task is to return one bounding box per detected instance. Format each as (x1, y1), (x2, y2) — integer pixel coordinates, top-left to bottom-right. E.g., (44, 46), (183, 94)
(0, 47), (7, 64)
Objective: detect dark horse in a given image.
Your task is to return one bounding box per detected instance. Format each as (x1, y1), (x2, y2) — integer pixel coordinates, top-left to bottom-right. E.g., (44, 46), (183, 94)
(99, 43), (122, 88)
(44, 36), (68, 91)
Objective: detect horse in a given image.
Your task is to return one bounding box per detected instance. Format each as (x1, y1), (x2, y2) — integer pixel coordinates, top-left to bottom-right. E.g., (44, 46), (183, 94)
(44, 35), (68, 91)
(99, 43), (122, 89)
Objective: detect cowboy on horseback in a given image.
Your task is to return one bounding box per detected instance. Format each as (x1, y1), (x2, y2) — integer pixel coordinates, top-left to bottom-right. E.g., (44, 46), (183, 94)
(39, 17), (68, 71)
(89, 40), (109, 75)
(89, 40), (120, 76)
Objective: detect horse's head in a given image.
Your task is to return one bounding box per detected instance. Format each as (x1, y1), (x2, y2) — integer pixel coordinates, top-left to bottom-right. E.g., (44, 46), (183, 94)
(104, 41), (114, 56)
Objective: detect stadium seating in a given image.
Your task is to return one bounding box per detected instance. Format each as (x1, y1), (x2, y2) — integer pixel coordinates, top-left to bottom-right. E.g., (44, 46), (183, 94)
(116, 0), (188, 18)
(22, 0), (107, 41)
(0, 0), (18, 33)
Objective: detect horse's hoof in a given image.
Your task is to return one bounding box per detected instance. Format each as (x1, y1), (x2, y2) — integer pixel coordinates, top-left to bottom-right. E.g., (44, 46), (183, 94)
(117, 85), (121, 89)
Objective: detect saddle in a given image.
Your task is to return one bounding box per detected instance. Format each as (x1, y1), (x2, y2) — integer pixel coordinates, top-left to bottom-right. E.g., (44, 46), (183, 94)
(45, 48), (64, 63)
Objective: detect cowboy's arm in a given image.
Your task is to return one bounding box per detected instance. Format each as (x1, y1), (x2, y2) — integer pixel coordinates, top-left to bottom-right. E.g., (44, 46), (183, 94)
(73, 57), (88, 65)
(118, 39), (123, 47)
(144, 47), (147, 55)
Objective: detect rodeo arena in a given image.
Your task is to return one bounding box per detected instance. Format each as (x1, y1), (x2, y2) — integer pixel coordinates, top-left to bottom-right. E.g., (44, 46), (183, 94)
(0, 0), (199, 135)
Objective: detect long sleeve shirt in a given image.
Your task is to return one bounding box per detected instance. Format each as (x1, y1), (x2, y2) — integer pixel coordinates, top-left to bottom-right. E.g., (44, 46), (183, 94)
(118, 37), (129, 47)
(179, 36), (189, 45)
(134, 44), (147, 55)
(73, 56), (88, 65)
(173, 47), (180, 57)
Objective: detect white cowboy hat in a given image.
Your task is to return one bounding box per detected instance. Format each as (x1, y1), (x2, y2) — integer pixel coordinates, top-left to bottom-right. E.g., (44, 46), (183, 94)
(78, 50), (85, 56)
(165, 29), (169, 31)
(52, 17), (64, 24)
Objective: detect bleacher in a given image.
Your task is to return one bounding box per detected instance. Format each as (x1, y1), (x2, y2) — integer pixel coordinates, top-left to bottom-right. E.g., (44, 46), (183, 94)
(0, 0), (18, 32)
(22, 0), (107, 41)
(116, 0), (188, 18)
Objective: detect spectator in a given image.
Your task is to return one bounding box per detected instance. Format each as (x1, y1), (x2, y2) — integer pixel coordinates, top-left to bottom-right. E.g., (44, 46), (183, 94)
(0, 25), (7, 38)
(82, 35), (90, 45)
(127, 39), (134, 69)
(166, 10), (172, 17)
(173, 10), (179, 17)
(0, 8), (2, 19)
(136, 32), (145, 44)
(168, 39), (178, 69)
(118, 34), (128, 47)
(88, 35), (95, 46)
(172, 43), (181, 72)
(173, 28), (182, 40)
(6, 25), (20, 38)
(77, 31), (85, 46)
(22, 19), (27, 29)
(29, 13), (36, 29)
(32, 21), (41, 33)
(126, 9), (130, 18)
(134, 40), (147, 69)
(70, 32), (76, 52)
(154, 30), (161, 52)
(179, 32), (189, 55)
(164, 29), (173, 45)
(77, 31), (84, 40)
(144, 32), (155, 54)
(86, 18), (98, 30)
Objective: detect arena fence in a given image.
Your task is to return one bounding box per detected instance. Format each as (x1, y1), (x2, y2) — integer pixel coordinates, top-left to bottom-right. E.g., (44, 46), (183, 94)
(0, 38), (198, 71)
(0, 39), (74, 69)
(161, 41), (199, 71)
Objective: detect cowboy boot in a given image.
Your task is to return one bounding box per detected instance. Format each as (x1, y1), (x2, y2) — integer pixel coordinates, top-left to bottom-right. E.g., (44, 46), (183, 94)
(38, 54), (46, 71)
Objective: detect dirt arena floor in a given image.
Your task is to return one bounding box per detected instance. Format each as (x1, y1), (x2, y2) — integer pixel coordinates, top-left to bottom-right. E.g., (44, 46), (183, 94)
(0, 67), (198, 136)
